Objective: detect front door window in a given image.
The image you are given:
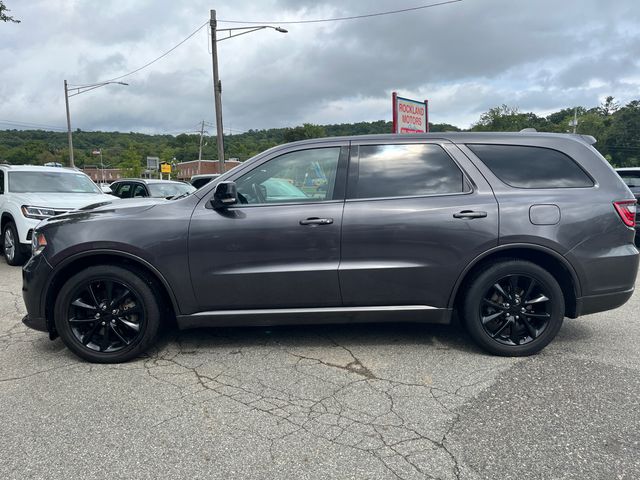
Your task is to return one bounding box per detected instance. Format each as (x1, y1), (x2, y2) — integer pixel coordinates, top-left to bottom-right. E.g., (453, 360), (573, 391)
(235, 147), (341, 205)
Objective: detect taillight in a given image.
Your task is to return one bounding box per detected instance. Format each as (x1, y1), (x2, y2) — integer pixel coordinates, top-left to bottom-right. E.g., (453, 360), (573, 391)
(613, 200), (637, 227)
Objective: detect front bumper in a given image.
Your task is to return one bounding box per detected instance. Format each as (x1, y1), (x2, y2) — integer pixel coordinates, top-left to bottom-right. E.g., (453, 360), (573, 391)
(22, 252), (54, 333)
(18, 217), (41, 244)
(22, 314), (47, 332)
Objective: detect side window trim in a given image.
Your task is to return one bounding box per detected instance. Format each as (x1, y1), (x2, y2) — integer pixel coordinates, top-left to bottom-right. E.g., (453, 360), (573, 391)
(346, 142), (473, 201)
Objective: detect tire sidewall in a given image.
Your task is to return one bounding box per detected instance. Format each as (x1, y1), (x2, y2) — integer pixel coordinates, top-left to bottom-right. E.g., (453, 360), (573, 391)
(3, 222), (26, 266)
(54, 265), (160, 363)
(463, 261), (565, 356)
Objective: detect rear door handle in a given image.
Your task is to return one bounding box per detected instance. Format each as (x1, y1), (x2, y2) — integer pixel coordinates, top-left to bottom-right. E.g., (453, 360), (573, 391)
(299, 217), (334, 226)
(453, 210), (487, 219)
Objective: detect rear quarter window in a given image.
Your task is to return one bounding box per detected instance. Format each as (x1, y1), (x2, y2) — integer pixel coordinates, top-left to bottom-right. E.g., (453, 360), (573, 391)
(467, 144), (594, 188)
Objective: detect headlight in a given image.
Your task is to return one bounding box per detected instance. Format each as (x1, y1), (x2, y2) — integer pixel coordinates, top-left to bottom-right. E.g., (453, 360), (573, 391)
(21, 206), (57, 219)
(31, 231), (47, 257)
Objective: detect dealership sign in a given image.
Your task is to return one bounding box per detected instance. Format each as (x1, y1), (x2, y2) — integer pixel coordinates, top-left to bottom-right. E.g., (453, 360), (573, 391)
(392, 92), (429, 133)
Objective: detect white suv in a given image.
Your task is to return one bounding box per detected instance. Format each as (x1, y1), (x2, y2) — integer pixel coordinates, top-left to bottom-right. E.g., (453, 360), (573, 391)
(0, 165), (114, 265)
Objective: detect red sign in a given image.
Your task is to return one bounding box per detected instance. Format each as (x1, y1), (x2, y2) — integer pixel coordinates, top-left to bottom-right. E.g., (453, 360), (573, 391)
(392, 92), (429, 134)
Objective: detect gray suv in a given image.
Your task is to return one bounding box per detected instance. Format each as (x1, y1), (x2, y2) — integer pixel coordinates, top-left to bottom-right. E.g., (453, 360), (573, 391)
(22, 132), (638, 363)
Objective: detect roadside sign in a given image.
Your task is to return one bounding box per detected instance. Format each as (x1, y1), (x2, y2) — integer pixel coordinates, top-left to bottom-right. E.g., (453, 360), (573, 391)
(146, 156), (160, 170)
(160, 163), (171, 174)
(392, 92), (429, 133)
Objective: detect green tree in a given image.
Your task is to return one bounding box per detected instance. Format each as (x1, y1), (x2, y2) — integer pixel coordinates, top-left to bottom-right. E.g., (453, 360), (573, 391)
(0, 1), (19, 23)
(283, 123), (327, 143)
(471, 105), (549, 132)
(119, 145), (143, 177)
(598, 96), (620, 117)
(601, 100), (640, 167)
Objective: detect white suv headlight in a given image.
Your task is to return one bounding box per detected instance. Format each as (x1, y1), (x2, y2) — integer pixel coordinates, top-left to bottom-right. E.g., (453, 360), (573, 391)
(21, 206), (57, 219)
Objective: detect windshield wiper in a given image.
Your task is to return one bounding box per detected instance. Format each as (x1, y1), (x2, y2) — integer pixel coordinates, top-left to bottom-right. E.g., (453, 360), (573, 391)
(169, 191), (192, 200)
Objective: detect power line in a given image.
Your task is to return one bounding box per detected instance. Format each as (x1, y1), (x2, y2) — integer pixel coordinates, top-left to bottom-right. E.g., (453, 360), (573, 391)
(70, 21), (209, 86)
(0, 119), (67, 131)
(217, 0), (462, 25)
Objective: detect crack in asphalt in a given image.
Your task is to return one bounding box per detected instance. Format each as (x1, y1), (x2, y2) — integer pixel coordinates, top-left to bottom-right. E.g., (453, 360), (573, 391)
(127, 333), (491, 480)
(0, 266), (502, 480)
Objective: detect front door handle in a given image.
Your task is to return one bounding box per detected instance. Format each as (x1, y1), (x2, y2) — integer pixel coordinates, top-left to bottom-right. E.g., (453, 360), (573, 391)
(299, 217), (334, 226)
(453, 210), (487, 219)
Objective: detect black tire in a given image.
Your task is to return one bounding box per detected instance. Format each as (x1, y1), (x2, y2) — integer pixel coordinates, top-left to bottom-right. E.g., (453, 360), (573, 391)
(54, 265), (160, 363)
(462, 260), (565, 356)
(3, 221), (28, 266)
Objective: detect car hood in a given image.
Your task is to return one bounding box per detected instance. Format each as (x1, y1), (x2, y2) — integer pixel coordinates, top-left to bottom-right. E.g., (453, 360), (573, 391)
(11, 192), (115, 210)
(37, 197), (169, 229)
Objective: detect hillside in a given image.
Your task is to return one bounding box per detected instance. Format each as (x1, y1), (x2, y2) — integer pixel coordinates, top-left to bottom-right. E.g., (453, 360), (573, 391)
(1, 97), (638, 168)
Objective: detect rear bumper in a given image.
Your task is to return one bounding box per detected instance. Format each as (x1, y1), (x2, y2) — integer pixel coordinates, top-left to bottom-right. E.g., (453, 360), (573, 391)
(575, 287), (635, 317)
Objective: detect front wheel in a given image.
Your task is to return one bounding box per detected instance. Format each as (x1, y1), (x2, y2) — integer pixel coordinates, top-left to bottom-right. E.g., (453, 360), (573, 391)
(3, 222), (28, 266)
(462, 260), (565, 356)
(54, 265), (160, 363)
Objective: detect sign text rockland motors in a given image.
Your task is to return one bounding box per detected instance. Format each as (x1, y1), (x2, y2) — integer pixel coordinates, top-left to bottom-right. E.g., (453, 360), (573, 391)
(392, 92), (429, 133)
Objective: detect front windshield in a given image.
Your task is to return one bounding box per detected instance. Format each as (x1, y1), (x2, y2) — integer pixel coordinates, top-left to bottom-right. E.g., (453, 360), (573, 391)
(148, 182), (196, 198)
(9, 171), (101, 194)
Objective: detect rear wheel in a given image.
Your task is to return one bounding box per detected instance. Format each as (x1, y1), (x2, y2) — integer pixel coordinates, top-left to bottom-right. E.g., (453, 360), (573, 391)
(54, 265), (160, 363)
(3, 222), (28, 266)
(462, 260), (565, 356)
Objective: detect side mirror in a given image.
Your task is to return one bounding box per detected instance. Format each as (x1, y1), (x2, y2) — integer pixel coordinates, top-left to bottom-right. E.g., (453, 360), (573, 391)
(210, 181), (238, 209)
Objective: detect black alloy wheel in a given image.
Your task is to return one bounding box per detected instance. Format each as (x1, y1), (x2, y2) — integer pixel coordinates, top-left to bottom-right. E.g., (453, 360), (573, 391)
(67, 279), (145, 353)
(55, 265), (160, 363)
(462, 260), (565, 356)
(479, 275), (552, 346)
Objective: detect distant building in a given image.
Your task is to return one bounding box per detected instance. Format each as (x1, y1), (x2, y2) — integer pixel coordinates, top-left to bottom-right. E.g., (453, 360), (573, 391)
(177, 159), (241, 180)
(83, 167), (124, 183)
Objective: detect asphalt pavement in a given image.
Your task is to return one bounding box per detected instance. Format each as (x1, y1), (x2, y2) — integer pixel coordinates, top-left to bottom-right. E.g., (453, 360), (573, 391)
(0, 260), (638, 479)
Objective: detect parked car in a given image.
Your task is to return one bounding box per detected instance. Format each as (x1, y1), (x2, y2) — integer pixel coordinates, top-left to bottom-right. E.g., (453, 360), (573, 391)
(22, 132), (638, 362)
(98, 183), (113, 194)
(109, 178), (196, 199)
(190, 174), (220, 189)
(616, 167), (640, 243)
(0, 165), (115, 265)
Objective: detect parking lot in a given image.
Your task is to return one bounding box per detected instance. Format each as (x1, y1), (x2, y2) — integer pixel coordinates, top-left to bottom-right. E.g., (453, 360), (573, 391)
(1, 260), (638, 480)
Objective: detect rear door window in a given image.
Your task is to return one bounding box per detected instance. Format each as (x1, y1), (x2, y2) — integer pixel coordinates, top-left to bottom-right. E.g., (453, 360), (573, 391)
(351, 143), (470, 199)
(467, 144), (593, 188)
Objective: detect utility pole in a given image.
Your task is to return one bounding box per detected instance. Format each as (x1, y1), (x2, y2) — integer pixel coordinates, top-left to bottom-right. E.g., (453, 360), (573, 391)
(63, 79), (127, 169)
(572, 107), (578, 134)
(210, 10), (225, 175)
(198, 120), (205, 175)
(64, 80), (75, 168)
(100, 151), (104, 183)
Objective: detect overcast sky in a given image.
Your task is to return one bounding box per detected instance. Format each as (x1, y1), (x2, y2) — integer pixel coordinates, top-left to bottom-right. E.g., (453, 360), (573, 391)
(1, 0), (639, 135)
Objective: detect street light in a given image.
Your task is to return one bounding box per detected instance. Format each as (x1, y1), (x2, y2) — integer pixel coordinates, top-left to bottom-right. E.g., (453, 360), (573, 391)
(209, 9), (287, 174)
(64, 80), (128, 168)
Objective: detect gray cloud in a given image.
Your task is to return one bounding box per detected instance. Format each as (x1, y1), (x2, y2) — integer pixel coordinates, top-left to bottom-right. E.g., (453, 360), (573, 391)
(1, 0), (639, 133)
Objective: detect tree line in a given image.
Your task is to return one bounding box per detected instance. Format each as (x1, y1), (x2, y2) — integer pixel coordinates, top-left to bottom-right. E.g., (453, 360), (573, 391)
(1, 96), (638, 170)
